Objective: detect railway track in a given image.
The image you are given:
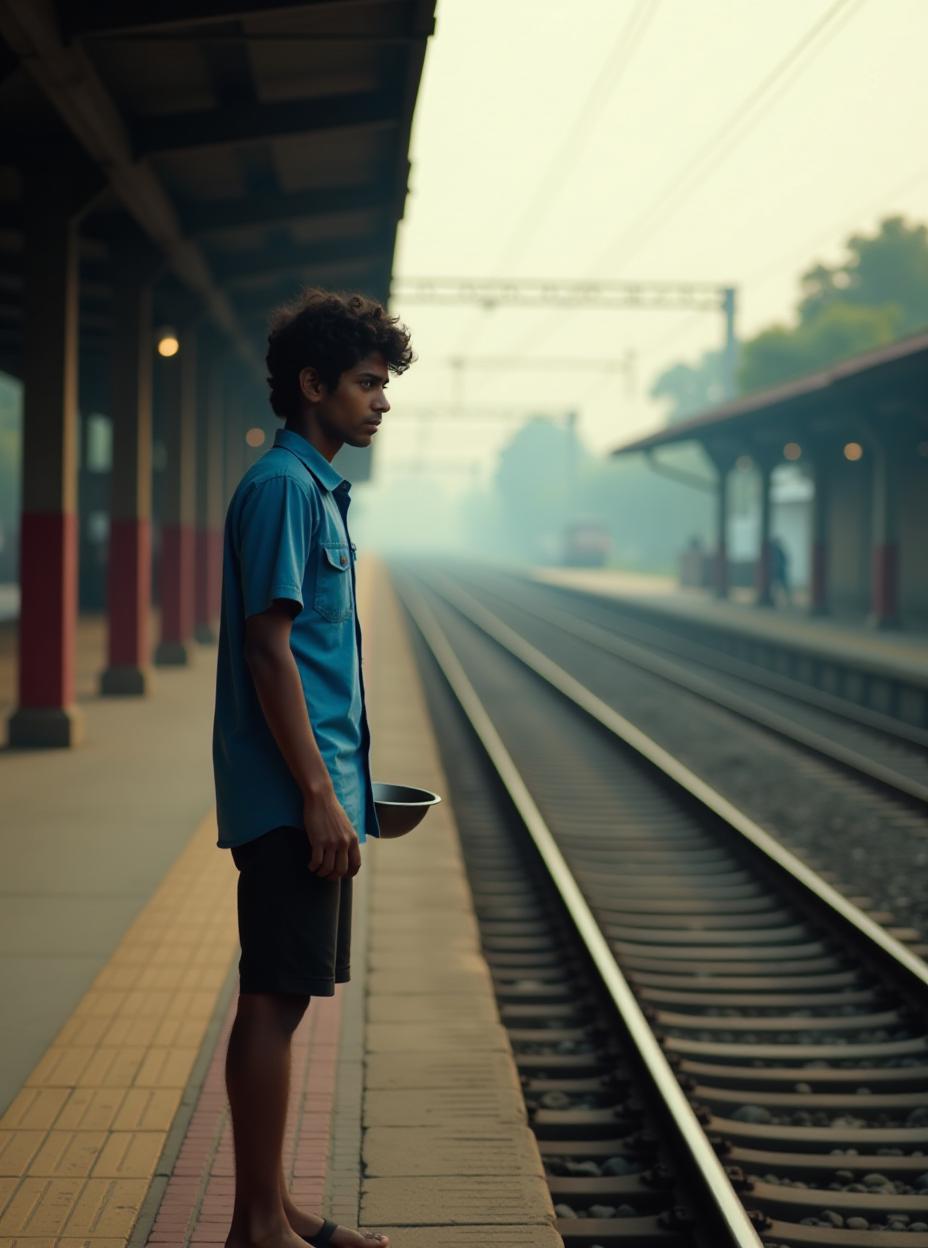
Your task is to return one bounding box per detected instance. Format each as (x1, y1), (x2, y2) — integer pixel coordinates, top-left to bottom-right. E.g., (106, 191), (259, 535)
(392, 564), (928, 1248)
(426, 562), (928, 806)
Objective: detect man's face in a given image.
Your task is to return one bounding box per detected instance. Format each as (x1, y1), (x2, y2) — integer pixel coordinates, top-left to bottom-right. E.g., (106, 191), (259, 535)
(315, 353), (391, 449)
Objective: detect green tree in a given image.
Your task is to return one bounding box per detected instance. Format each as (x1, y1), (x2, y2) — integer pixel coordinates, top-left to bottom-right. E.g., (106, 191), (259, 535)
(649, 348), (726, 424)
(738, 215), (928, 393)
(653, 216), (928, 407)
(739, 301), (902, 393)
(493, 417), (586, 561)
(798, 216), (928, 332)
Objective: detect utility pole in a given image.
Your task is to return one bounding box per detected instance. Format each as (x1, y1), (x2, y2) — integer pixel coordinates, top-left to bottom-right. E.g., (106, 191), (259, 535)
(721, 286), (738, 402)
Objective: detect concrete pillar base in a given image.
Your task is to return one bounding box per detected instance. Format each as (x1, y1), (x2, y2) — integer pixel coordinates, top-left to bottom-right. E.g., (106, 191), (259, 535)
(99, 664), (151, 696)
(8, 704), (84, 748)
(154, 641), (193, 666)
(195, 623), (218, 645)
(867, 612), (900, 631)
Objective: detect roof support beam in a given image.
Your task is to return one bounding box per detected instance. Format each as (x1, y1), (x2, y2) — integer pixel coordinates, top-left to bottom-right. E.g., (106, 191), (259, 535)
(181, 184), (393, 235)
(213, 239), (387, 285)
(134, 89), (400, 157)
(0, 0), (259, 369)
(231, 268), (383, 315)
(64, 1), (397, 38)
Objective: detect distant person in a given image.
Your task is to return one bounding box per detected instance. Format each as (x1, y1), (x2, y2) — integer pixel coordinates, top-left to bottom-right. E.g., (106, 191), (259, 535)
(770, 535), (791, 606)
(680, 534), (706, 588)
(213, 288), (414, 1248)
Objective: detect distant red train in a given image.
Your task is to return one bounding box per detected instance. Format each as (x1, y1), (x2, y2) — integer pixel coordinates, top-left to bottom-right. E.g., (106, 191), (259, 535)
(561, 520), (612, 567)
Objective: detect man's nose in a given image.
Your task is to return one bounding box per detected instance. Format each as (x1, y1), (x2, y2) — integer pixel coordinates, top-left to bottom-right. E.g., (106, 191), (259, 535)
(375, 392), (390, 413)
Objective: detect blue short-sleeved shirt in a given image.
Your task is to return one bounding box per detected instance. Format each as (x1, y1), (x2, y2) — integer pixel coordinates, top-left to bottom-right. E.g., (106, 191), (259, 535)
(212, 427), (380, 849)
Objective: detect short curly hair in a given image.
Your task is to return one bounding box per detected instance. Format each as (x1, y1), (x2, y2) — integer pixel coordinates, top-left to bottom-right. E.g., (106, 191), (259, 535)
(265, 287), (414, 419)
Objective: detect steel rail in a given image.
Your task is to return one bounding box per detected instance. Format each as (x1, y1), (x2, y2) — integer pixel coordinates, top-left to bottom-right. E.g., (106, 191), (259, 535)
(395, 572), (765, 1248)
(445, 568), (928, 805)
(524, 573), (928, 751)
(413, 568), (928, 999)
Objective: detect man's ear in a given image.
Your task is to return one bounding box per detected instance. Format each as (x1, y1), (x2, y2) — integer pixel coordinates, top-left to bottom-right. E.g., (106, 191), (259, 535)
(298, 366), (326, 403)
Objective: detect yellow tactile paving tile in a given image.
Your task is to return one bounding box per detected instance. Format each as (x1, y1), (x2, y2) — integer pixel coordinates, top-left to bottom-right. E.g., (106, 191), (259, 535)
(0, 811), (239, 1243)
(0, 1242), (128, 1248)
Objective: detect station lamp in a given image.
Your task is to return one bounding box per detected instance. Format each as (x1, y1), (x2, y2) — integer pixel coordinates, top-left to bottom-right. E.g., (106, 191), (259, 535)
(843, 441), (864, 462)
(156, 328), (180, 358)
(245, 427), (266, 448)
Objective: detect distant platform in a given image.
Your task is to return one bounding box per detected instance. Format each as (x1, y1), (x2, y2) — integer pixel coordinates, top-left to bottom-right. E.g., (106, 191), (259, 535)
(532, 567), (928, 687)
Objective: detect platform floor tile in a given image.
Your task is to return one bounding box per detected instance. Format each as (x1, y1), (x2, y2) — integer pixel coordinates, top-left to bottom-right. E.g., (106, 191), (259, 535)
(367, 1229), (564, 1248)
(363, 1126), (545, 1177)
(364, 1051), (518, 1091)
(364, 1084), (527, 1128)
(366, 994), (499, 1024)
(0, 811), (238, 1248)
(361, 1174), (555, 1226)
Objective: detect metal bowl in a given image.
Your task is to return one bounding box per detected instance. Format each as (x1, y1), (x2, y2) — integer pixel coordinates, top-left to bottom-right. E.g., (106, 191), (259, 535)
(372, 781), (442, 839)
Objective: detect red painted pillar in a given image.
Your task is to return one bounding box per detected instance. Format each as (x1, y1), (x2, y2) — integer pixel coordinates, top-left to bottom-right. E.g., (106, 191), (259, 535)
(869, 437), (900, 629)
(155, 331), (197, 665)
(100, 248), (155, 694)
(754, 455), (774, 607)
(808, 446), (830, 615)
(8, 176), (82, 747)
(195, 348), (224, 644)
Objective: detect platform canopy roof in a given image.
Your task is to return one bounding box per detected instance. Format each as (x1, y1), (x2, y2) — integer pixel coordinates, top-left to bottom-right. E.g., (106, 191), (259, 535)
(0, 0), (435, 375)
(613, 328), (928, 462)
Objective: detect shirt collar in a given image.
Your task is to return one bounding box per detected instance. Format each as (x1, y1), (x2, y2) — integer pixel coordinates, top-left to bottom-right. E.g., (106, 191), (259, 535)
(273, 427), (346, 494)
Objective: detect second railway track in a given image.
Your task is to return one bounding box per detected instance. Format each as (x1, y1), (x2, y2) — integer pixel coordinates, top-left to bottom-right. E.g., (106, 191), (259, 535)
(426, 562), (928, 806)
(392, 563), (928, 1248)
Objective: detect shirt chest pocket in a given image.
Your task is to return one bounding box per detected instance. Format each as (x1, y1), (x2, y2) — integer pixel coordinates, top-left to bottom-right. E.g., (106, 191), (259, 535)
(313, 543), (353, 623)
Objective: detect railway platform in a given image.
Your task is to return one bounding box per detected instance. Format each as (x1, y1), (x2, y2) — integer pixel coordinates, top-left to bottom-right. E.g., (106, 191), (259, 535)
(533, 568), (928, 680)
(533, 566), (928, 726)
(0, 558), (561, 1247)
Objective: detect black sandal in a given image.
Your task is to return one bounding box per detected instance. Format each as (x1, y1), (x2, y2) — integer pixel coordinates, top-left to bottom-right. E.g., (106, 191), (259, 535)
(306, 1220), (338, 1247)
(305, 1223), (387, 1247)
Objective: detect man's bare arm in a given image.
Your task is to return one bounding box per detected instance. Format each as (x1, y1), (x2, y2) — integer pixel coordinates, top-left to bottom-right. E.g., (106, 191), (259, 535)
(244, 602), (361, 879)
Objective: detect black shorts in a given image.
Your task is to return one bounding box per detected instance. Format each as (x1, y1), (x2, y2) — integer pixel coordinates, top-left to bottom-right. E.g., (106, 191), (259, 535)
(230, 826), (352, 996)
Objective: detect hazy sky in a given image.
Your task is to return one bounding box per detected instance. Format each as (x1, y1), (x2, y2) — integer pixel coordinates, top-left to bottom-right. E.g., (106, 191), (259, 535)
(368, 0), (928, 489)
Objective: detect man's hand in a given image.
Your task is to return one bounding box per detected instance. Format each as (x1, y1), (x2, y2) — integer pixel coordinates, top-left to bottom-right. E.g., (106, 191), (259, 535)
(304, 789), (362, 880)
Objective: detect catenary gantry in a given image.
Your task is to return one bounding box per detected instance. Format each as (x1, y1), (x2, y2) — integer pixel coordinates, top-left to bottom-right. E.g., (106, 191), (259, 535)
(0, 0), (435, 746)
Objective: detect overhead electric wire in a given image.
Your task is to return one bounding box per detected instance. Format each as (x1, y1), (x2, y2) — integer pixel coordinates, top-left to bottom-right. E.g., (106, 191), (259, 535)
(589, 0), (869, 276)
(487, 0), (869, 371)
(455, 0), (662, 356)
(492, 0), (661, 273)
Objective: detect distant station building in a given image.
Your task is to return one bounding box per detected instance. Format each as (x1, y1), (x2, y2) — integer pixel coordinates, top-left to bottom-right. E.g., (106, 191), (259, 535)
(613, 331), (928, 630)
(0, 1), (434, 746)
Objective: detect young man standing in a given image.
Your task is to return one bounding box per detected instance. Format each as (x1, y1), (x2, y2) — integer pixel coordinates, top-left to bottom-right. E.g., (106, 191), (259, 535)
(212, 289), (414, 1248)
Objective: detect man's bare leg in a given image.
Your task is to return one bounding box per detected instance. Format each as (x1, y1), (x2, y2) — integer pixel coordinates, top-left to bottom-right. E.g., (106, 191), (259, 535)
(225, 992), (309, 1248)
(224, 992), (388, 1248)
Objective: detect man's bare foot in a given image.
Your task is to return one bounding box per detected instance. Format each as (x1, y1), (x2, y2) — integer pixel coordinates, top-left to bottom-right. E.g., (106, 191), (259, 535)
(291, 1211), (389, 1247)
(225, 1226), (308, 1248)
